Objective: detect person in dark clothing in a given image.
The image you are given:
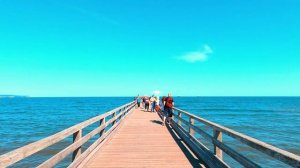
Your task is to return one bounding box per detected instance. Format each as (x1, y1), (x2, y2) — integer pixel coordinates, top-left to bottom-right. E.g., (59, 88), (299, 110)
(142, 97), (146, 108)
(160, 96), (166, 112)
(163, 93), (174, 126)
(136, 96), (141, 108)
(145, 97), (150, 111)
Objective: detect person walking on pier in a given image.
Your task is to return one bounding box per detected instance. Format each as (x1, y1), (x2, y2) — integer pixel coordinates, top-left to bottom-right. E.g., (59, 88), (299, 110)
(142, 96), (146, 108)
(150, 95), (156, 112)
(154, 96), (159, 112)
(160, 96), (166, 112)
(145, 96), (150, 112)
(163, 93), (174, 126)
(136, 96), (141, 108)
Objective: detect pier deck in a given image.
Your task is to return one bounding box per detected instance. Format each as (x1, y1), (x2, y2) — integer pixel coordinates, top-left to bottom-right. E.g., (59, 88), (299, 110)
(1, 101), (299, 168)
(83, 108), (202, 168)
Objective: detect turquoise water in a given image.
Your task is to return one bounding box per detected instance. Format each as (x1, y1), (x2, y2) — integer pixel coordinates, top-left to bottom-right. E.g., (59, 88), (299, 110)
(0, 97), (299, 167)
(0, 97), (132, 167)
(175, 97), (300, 167)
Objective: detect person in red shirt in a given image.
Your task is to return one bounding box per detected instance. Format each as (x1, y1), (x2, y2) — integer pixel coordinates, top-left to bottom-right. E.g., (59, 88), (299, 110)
(162, 93), (174, 126)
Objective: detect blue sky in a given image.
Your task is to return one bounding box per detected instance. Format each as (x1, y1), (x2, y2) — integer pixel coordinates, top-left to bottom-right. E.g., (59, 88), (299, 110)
(0, 0), (300, 96)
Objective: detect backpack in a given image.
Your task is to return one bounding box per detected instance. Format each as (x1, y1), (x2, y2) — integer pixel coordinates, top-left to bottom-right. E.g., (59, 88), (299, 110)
(165, 97), (173, 108)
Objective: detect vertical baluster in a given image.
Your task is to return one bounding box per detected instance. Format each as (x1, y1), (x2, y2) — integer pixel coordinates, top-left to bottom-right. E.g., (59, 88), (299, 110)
(99, 118), (106, 137)
(72, 130), (82, 161)
(121, 107), (124, 117)
(189, 117), (195, 136)
(120, 108), (124, 119)
(213, 129), (223, 160)
(178, 111), (182, 126)
(124, 106), (128, 116)
(112, 111), (117, 126)
(123, 106), (126, 117)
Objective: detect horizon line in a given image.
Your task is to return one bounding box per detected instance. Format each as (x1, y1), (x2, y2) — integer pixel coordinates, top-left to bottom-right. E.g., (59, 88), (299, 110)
(1, 95), (300, 98)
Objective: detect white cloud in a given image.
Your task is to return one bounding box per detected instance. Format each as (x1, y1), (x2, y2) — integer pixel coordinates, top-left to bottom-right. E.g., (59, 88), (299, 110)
(178, 45), (213, 63)
(153, 90), (160, 95)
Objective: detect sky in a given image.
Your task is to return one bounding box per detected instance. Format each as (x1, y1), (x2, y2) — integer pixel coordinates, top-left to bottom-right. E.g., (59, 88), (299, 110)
(0, 0), (300, 97)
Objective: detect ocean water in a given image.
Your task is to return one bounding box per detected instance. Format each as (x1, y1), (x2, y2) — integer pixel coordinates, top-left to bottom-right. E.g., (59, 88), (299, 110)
(174, 97), (300, 167)
(0, 97), (133, 168)
(0, 97), (299, 167)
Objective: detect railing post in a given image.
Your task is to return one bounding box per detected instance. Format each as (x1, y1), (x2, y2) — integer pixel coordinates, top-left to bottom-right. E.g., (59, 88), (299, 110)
(213, 129), (223, 160)
(125, 105), (130, 115)
(99, 118), (106, 137)
(189, 117), (195, 136)
(122, 107), (125, 117)
(124, 106), (128, 117)
(72, 130), (82, 161)
(118, 108), (123, 120)
(112, 111), (117, 126)
(178, 111), (182, 126)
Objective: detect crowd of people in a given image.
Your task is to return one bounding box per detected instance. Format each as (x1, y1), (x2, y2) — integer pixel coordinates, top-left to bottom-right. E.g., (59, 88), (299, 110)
(134, 93), (174, 126)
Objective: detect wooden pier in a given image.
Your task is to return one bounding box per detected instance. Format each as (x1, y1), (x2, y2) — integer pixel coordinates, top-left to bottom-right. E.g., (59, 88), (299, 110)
(84, 108), (201, 168)
(0, 101), (299, 168)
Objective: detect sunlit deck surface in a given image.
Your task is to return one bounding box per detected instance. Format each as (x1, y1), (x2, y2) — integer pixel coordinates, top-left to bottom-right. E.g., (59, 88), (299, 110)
(84, 108), (203, 168)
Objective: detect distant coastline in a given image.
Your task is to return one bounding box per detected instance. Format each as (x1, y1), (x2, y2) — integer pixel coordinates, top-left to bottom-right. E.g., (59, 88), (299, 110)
(0, 95), (29, 98)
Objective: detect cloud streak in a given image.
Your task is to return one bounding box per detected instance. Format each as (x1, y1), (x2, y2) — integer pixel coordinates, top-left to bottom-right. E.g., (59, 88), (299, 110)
(178, 45), (213, 63)
(52, 2), (119, 25)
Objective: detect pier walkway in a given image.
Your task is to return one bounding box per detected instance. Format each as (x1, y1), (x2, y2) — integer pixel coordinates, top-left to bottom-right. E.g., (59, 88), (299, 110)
(1, 101), (299, 168)
(84, 108), (201, 168)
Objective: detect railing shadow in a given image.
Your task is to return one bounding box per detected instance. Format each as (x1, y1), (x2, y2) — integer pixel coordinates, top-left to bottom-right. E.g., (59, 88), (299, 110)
(155, 111), (203, 167)
(166, 123), (203, 167)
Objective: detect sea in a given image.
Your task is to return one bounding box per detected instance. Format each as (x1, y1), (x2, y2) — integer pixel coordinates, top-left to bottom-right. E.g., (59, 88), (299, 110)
(0, 97), (299, 167)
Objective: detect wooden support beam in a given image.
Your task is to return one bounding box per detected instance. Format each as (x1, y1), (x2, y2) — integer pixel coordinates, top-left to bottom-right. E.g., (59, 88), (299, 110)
(111, 112), (117, 126)
(99, 118), (106, 137)
(178, 111), (182, 126)
(213, 129), (223, 160)
(189, 117), (195, 136)
(72, 130), (82, 161)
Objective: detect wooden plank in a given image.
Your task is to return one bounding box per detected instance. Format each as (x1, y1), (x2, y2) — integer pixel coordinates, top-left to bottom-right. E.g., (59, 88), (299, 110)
(70, 118), (122, 168)
(75, 107), (134, 168)
(38, 103), (136, 168)
(84, 108), (202, 168)
(68, 103), (136, 168)
(0, 101), (135, 167)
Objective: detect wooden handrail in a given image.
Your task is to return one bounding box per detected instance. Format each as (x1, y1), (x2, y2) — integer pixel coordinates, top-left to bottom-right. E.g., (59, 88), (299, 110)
(173, 114), (259, 167)
(172, 107), (300, 167)
(0, 101), (136, 168)
(156, 109), (229, 168)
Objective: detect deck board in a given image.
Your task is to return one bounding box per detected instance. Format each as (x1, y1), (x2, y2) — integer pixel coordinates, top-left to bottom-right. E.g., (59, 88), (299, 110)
(84, 108), (202, 168)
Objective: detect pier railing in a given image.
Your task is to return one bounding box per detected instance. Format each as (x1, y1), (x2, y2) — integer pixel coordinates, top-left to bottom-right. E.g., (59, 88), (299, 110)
(0, 101), (136, 168)
(168, 107), (300, 168)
